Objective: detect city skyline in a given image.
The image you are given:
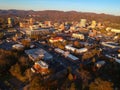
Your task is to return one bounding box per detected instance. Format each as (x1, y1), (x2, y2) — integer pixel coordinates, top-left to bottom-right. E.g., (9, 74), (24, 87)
(0, 0), (120, 16)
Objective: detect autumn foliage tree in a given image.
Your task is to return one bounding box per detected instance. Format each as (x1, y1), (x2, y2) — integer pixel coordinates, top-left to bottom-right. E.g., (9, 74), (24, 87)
(73, 41), (80, 48)
(0, 49), (18, 73)
(0, 32), (4, 39)
(21, 39), (30, 48)
(89, 78), (113, 90)
(29, 75), (45, 90)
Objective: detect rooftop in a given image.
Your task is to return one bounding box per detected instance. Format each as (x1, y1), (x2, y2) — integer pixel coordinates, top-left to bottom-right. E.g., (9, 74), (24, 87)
(35, 60), (48, 69)
(25, 48), (53, 61)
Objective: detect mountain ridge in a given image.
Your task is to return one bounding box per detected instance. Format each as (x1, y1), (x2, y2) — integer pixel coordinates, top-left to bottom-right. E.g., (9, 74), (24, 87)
(0, 10), (120, 28)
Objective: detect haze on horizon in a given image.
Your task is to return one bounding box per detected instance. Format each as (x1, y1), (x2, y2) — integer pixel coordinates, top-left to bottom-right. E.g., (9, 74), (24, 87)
(0, 0), (120, 16)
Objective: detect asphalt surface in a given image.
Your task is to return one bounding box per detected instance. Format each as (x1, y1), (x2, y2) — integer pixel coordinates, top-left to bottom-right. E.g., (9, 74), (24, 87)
(34, 42), (80, 73)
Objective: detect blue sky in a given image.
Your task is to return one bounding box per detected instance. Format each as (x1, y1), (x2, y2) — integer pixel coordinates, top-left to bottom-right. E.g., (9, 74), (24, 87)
(0, 0), (120, 15)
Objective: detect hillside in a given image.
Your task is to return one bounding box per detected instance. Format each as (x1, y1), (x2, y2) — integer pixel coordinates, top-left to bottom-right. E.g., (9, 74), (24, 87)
(0, 10), (120, 28)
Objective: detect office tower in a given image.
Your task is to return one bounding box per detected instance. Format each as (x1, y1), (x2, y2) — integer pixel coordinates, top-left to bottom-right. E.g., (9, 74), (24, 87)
(91, 20), (97, 28)
(8, 18), (14, 27)
(80, 19), (86, 27)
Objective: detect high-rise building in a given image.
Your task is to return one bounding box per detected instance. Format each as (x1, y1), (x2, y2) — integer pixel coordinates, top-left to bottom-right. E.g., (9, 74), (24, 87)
(91, 20), (97, 28)
(19, 18), (34, 28)
(29, 18), (34, 25)
(8, 18), (14, 27)
(80, 19), (86, 27)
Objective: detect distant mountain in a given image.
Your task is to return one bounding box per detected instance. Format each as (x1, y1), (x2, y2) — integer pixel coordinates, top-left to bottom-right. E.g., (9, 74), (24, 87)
(0, 10), (120, 26)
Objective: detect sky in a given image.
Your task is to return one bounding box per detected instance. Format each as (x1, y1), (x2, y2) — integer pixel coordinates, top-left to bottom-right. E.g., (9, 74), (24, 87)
(0, 0), (120, 16)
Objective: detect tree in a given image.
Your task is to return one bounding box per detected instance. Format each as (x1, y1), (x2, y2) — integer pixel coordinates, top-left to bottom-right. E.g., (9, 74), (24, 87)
(25, 68), (32, 81)
(70, 83), (76, 90)
(78, 69), (91, 89)
(0, 50), (18, 73)
(0, 57), (7, 73)
(29, 75), (45, 90)
(89, 78), (113, 90)
(92, 57), (96, 63)
(10, 63), (21, 76)
(118, 49), (120, 53)
(67, 66), (72, 73)
(0, 32), (4, 39)
(68, 73), (74, 81)
(73, 41), (80, 48)
(21, 39), (30, 48)
(58, 44), (65, 50)
(9, 63), (28, 82)
(19, 56), (29, 66)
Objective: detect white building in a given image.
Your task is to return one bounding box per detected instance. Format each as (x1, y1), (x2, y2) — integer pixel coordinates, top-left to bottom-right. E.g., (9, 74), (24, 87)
(54, 48), (65, 54)
(118, 54), (120, 58)
(65, 45), (88, 54)
(101, 42), (120, 49)
(72, 33), (84, 40)
(65, 45), (76, 52)
(76, 48), (88, 53)
(95, 61), (106, 68)
(25, 28), (51, 36)
(54, 48), (79, 61)
(12, 44), (24, 50)
(106, 27), (120, 33)
(111, 29), (120, 33)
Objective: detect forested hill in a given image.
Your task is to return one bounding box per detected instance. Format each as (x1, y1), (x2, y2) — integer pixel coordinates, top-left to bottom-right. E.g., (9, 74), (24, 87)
(0, 10), (120, 28)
